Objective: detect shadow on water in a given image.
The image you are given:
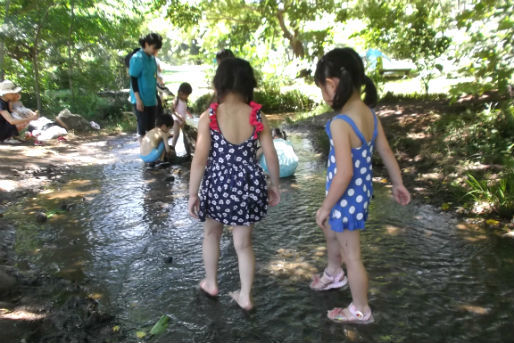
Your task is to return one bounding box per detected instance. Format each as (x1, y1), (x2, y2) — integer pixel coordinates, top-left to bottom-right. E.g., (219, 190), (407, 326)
(6, 132), (514, 342)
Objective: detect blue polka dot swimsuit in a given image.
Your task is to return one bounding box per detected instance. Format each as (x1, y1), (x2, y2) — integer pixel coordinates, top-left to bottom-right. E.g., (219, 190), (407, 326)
(198, 102), (268, 226)
(325, 112), (378, 232)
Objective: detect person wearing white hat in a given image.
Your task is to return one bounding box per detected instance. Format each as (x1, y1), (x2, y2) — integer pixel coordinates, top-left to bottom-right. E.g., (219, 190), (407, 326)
(0, 80), (38, 142)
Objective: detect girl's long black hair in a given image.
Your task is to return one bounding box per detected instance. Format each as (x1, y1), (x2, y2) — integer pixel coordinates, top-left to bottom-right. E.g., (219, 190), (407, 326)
(314, 47), (377, 110)
(214, 57), (257, 104)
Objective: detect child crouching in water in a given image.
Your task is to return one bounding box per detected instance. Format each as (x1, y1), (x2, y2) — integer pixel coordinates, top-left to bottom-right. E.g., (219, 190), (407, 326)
(312, 48), (411, 324)
(139, 114), (174, 164)
(188, 58), (280, 311)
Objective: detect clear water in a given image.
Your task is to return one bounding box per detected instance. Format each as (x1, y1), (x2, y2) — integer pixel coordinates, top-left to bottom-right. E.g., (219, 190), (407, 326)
(8, 133), (514, 342)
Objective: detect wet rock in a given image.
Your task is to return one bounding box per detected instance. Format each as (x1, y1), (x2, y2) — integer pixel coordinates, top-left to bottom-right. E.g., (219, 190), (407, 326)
(164, 256), (173, 264)
(165, 175), (175, 182)
(503, 231), (514, 240)
(35, 212), (47, 223)
(55, 109), (92, 133)
(0, 270), (17, 295)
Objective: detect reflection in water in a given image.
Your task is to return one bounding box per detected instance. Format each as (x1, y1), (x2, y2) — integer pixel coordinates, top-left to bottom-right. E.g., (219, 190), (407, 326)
(8, 133), (514, 342)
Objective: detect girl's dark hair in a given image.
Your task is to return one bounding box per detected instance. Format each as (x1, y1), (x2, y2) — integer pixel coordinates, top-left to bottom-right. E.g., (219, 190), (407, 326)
(214, 58), (257, 103)
(139, 33), (163, 50)
(314, 47), (377, 110)
(156, 114), (174, 128)
(216, 48), (235, 62)
(272, 128), (287, 140)
(178, 82), (192, 95)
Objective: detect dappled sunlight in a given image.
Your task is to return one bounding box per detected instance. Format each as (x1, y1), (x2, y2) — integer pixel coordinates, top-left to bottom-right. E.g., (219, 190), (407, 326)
(385, 225), (405, 236)
(45, 179), (99, 200)
(344, 327), (360, 341)
(416, 172), (443, 181)
(0, 308), (46, 321)
(265, 248), (318, 282)
(457, 304), (491, 315)
(407, 132), (431, 140)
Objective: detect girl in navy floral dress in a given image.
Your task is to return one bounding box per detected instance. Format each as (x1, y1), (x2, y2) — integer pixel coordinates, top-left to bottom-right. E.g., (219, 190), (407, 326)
(188, 58), (280, 310)
(313, 48), (411, 324)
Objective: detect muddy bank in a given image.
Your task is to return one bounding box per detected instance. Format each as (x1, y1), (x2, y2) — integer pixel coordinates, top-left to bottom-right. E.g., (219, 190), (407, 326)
(288, 99), (513, 232)
(0, 134), (124, 342)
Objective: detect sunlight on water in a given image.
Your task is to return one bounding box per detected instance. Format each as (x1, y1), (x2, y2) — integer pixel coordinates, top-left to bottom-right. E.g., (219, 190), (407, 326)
(7, 132), (514, 342)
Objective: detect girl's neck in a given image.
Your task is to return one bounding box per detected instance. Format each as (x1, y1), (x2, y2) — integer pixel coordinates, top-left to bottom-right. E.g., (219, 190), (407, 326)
(219, 92), (246, 105)
(339, 89), (362, 113)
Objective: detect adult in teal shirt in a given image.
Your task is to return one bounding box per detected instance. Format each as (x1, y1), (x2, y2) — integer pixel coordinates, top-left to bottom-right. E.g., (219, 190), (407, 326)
(129, 33), (162, 143)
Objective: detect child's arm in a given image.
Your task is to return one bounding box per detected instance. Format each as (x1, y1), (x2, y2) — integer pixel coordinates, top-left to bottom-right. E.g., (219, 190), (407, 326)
(316, 120), (354, 229)
(0, 109), (35, 125)
(161, 131), (171, 153)
(259, 115), (280, 206)
(375, 119), (411, 205)
(188, 110), (211, 218)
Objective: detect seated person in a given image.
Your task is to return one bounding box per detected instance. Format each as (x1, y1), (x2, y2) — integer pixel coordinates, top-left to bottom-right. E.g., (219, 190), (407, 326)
(0, 80), (39, 142)
(140, 114), (175, 164)
(10, 93), (38, 120)
(258, 128), (299, 178)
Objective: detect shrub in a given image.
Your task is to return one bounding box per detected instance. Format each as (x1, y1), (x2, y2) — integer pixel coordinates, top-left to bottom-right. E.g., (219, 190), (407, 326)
(254, 87), (314, 113)
(191, 93), (214, 114)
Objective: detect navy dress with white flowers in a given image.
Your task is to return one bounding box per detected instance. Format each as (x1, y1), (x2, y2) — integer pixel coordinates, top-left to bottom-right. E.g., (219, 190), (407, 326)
(198, 102), (268, 226)
(325, 111), (378, 232)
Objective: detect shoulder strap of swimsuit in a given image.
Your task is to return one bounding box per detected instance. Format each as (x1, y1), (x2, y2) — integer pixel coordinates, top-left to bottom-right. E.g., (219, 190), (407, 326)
(370, 109), (378, 142)
(249, 101), (264, 138)
(208, 103), (220, 132)
(333, 114), (367, 145)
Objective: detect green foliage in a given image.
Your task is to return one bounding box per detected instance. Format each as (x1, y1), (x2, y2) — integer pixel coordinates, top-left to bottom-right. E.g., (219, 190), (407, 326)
(466, 171), (514, 217)
(1, 0), (142, 112)
(191, 88), (315, 114)
(191, 92), (214, 114)
(430, 99), (514, 217)
(354, 0), (451, 94)
(254, 87), (315, 113)
(454, 0), (514, 96)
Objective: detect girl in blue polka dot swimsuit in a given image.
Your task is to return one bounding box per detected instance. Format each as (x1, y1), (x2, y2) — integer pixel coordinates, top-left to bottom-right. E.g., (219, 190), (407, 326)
(312, 48), (411, 324)
(188, 58), (280, 311)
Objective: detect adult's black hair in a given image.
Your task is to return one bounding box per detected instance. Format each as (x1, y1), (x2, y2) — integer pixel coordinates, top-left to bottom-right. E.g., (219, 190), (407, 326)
(215, 49), (235, 62)
(213, 57), (257, 104)
(156, 114), (174, 128)
(178, 82), (192, 95)
(314, 47), (377, 110)
(139, 33), (163, 50)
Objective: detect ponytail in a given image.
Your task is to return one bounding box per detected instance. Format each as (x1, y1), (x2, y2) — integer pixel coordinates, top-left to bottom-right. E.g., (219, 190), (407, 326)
(363, 75), (378, 107)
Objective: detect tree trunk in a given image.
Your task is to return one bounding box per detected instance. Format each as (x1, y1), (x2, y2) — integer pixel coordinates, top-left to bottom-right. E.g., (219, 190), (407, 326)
(0, 0), (12, 81)
(67, 0), (75, 102)
(33, 7), (51, 112)
(276, 10), (304, 58)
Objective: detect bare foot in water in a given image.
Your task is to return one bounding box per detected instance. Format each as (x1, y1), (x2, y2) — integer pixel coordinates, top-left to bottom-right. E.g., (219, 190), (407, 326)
(199, 279), (218, 297)
(229, 290), (253, 311)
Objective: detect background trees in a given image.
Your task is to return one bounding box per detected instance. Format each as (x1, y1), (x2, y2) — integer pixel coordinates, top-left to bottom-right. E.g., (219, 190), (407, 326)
(1, 0), (512, 116)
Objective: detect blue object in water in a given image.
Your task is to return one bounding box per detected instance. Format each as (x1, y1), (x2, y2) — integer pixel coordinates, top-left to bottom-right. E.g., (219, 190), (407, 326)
(260, 138), (299, 178)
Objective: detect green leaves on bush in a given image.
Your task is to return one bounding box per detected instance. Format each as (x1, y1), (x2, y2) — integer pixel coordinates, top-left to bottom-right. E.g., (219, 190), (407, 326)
(254, 87), (314, 114)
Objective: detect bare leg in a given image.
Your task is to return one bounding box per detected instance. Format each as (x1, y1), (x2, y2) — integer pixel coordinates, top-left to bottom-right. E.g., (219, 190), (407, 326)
(230, 225), (254, 310)
(310, 226), (345, 290)
(323, 226), (344, 275)
(200, 218), (223, 296)
(336, 230), (370, 313)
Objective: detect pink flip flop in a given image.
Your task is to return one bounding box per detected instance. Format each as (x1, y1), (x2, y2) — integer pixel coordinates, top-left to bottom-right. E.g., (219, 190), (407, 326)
(327, 303), (375, 324)
(310, 268), (348, 291)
